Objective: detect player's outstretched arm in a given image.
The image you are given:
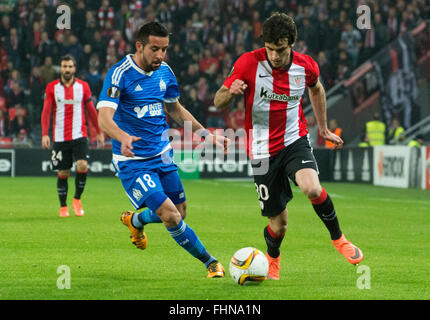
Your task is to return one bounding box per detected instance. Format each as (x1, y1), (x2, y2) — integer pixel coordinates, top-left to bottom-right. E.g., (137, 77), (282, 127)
(308, 80), (343, 149)
(214, 85), (235, 109)
(214, 80), (247, 109)
(98, 107), (141, 157)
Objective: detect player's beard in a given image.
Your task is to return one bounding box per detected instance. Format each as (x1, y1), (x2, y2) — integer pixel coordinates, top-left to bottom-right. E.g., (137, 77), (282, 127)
(61, 72), (74, 82)
(142, 55), (162, 72)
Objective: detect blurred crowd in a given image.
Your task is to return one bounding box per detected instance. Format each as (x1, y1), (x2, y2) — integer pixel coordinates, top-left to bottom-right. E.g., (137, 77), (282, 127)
(0, 0), (428, 147)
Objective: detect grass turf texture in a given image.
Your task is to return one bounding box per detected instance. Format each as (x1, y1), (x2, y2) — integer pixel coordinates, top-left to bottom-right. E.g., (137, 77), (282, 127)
(0, 177), (429, 300)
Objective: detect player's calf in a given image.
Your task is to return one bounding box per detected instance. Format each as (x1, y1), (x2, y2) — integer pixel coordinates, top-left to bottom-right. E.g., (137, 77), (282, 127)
(57, 172), (69, 213)
(310, 188), (342, 241)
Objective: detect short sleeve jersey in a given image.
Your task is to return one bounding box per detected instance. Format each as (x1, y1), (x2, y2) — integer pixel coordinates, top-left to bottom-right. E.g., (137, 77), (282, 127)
(224, 48), (319, 159)
(97, 54), (179, 160)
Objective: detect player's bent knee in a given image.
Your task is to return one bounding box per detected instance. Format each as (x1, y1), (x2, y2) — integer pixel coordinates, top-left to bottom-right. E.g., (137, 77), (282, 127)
(302, 184), (322, 199)
(160, 209), (181, 228)
(156, 199), (182, 228)
(76, 160), (88, 172)
(58, 170), (70, 178)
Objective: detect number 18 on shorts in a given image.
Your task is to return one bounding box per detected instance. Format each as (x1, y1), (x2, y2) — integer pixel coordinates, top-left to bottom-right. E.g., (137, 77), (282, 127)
(116, 165), (186, 212)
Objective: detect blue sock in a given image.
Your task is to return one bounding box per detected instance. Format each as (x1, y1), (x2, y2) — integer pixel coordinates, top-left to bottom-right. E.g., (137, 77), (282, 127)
(166, 219), (216, 267)
(132, 209), (161, 228)
(139, 208), (162, 224)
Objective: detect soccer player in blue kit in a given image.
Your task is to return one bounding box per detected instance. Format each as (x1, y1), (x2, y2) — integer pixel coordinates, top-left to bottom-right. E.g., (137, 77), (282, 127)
(97, 22), (227, 278)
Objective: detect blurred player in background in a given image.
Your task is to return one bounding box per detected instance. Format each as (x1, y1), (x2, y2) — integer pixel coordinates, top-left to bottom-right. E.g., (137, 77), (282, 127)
(41, 54), (105, 218)
(214, 12), (363, 280)
(97, 22), (228, 278)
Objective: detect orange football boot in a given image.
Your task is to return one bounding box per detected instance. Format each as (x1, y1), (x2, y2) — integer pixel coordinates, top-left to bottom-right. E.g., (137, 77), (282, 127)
(206, 261), (225, 278)
(72, 199), (84, 217)
(59, 206), (69, 218)
(332, 234), (363, 265)
(266, 253), (281, 280)
(120, 211), (147, 250)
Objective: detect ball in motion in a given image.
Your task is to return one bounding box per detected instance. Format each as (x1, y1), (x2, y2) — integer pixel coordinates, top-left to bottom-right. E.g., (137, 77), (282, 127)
(229, 247), (269, 285)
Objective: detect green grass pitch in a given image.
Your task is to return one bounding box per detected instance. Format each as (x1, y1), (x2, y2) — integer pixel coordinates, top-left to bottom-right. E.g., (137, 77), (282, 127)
(0, 177), (429, 300)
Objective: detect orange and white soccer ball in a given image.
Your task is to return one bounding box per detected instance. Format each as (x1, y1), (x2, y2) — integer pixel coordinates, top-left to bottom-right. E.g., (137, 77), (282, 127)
(229, 247), (269, 285)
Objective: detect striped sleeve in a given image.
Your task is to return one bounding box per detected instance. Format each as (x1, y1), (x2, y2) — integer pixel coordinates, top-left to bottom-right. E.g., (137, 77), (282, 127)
(96, 59), (131, 110)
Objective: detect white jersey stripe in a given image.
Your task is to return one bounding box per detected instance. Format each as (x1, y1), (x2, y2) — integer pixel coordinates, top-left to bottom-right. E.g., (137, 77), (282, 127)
(251, 61), (272, 159)
(72, 82), (84, 140)
(54, 82), (65, 141)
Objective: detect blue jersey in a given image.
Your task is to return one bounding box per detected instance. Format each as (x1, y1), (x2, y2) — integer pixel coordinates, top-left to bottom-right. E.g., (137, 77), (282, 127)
(97, 54), (180, 160)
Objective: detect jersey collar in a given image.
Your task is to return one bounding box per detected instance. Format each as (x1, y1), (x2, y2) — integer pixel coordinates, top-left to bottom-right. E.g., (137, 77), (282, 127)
(60, 76), (75, 87)
(127, 54), (154, 77)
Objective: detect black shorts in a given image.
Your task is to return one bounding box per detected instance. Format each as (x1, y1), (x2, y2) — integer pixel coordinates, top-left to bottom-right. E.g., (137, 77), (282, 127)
(51, 137), (90, 171)
(251, 136), (319, 217)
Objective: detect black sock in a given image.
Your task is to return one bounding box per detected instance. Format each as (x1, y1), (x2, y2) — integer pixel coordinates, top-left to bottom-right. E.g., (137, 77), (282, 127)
(57, 176), (68, 207)
(74, 170), (87, 199)
(311, 192), (342, 240)
(264, 226), (284, 258)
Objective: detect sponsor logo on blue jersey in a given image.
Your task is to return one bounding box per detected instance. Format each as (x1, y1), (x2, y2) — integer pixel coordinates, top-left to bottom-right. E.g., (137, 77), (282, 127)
(134, 103), (163, 118)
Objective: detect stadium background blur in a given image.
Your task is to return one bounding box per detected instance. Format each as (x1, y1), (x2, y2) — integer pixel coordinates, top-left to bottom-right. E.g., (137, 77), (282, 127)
(0, 0), (429, 148)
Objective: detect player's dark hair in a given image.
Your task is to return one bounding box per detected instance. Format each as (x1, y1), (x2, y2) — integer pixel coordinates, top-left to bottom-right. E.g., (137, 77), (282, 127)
(262, 12), (297, 46)
(60, 54), (76, 67)
(135, 21), (170, 45)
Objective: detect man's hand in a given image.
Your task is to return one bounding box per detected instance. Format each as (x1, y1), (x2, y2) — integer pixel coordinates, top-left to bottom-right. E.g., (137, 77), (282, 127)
(320, 129), (344, 149)
(42, 135), (50, 149)
(229, 79), (248, 95)
(206, 134), (231, 154)
(120, 135), (141, 157)
(96, 133), (105, 149)
(214, 81), (247, 108)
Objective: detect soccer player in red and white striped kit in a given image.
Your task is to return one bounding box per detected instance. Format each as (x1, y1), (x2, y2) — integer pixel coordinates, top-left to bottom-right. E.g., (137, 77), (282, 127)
(41, 54), (104, 217)
(215, 13), (363, 279)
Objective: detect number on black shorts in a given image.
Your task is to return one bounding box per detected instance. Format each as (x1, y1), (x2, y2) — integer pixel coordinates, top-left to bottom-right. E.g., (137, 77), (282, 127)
(254, 183), (269, 201)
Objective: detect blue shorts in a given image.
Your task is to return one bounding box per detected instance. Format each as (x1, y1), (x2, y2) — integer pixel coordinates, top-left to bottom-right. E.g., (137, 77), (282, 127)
(112, 150), (186, 212)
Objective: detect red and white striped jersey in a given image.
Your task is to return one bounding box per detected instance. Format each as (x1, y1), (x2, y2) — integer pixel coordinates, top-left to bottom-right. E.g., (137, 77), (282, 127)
(224, 48), (319, 159)
(41, 78), (100, 142)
